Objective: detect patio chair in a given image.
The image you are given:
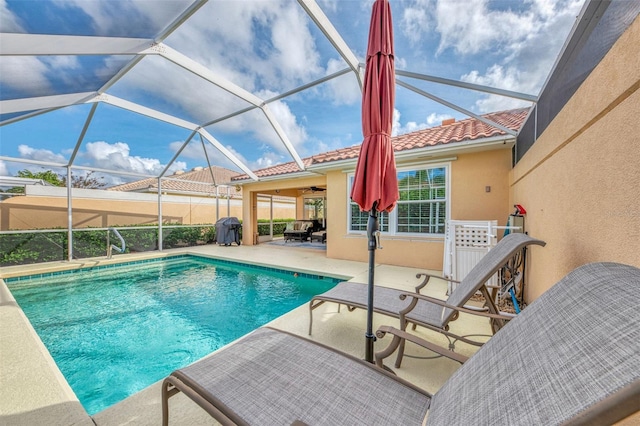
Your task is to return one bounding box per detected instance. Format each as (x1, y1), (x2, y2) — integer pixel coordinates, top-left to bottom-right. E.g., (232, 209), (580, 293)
(161, 262), (640, 425)
(309, 232), (546, 366)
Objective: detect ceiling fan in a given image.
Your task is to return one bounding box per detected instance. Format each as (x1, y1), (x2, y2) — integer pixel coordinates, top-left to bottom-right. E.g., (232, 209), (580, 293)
(302, 186), (326, 193)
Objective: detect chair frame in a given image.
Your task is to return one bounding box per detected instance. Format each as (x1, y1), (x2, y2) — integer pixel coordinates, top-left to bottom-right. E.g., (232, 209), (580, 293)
(161, 262), (640, 426)
(309, 233), (545, 366)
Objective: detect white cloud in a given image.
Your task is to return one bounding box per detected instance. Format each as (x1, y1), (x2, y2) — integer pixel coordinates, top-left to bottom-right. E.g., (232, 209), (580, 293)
(393, 109), (452, 136)
(0, 160), (8, 176)
(168, 138), (246, 173)
(168, 0), (323, 91)
(169, 139), (214, 161)
(252, 152), (284, 171)
(0, 57), (52, 95)
(104, 1), (318, 161)
(263, 99), (308, 152)
(462, 65), (533, 112)
(1, 49), (83, 97)
(0, 0), (23, 32)
(324, 58), (361, 106)
(316, 0), (339, 14)
(432, 0), (584, 112)
(52, 0), (192, 36)
(425, 112), (452, 126)
(18, 145), (67, 163)
(401, 0), (434, 45)
(433, 0), (533, 56)
(209, 144), (280, 174)
(81, 141), (186, 175)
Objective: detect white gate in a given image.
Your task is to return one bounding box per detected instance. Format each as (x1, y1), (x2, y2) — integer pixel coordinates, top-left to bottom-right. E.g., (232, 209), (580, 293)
(443, 220), (498, 294)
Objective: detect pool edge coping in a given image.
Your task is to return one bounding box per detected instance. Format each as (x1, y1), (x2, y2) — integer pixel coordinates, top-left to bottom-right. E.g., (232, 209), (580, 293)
(0, 278), (92, 423)
(1, 249), (352, 418)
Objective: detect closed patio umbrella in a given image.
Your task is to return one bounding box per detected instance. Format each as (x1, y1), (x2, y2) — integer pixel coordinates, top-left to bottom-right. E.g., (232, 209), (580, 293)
(350, 0), (398, 363)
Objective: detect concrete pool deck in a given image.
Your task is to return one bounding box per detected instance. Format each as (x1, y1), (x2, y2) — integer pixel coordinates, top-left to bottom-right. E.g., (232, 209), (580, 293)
(1, 243), (492, 426)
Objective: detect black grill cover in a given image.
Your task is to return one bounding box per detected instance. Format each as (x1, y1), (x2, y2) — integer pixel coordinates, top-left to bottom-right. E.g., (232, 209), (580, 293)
(215, 217), (241, 245)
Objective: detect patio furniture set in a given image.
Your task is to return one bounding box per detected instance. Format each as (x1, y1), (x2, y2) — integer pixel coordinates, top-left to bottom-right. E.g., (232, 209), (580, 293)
(283, 219), (326, 243)
(162, 233), (640, 425)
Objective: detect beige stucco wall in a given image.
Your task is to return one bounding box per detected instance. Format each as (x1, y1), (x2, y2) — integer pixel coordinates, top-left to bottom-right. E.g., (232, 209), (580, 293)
(327, 149), (514, 270)
(510, 15), (640, 301)
(0, 187), (294, 230)
(240, 148), (514, 271)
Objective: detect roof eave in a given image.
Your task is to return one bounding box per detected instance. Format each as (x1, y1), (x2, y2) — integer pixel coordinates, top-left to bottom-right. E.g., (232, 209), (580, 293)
(237, 133), (516, 183)
(232, 169), (318, 184)
(395, 134), (516, 162)
(307, 134), (516, 173)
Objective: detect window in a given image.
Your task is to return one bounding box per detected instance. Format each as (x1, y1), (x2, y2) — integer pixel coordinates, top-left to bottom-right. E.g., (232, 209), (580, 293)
(348, 165), (448, 236)
(349, 202), (389, 232)
(304, 197), (326, 221)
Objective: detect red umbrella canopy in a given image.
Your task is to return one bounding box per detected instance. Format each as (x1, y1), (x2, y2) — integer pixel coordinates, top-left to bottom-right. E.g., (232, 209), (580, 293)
(350, 0), (399, 213)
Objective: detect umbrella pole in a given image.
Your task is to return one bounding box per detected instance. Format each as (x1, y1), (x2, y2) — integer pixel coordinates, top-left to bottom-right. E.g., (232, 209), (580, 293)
(365, 202), (379, 363)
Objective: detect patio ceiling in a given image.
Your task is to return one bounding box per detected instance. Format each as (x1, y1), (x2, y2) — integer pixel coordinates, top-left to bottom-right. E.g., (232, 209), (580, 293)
(1, 0), (591, 186)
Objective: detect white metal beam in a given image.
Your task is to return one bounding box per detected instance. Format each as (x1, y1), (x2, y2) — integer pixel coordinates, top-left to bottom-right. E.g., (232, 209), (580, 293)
(95, 95), (258, 178)
(97, 0), (208, 94)
(150, 43), (263, 106)
(397, 79), (518, 136)
(150, 43), (305, 171)
(94, 93), (199, 130)
(396, 69), (538, 103)
(297, 0), (362, 89)
(67, 103), (98, 167)
(0, 33), (153, 56)
(202, 67), (352, 128)
(198, 129), (259, 181)
(0, 92), (96, 114)
(260, 105), (305, 170)
(160, 130), (198, 178)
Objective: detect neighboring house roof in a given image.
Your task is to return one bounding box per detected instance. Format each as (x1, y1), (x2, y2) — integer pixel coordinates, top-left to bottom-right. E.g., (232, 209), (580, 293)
(232, 108), (529, 181)
(109, 166), (240, 197)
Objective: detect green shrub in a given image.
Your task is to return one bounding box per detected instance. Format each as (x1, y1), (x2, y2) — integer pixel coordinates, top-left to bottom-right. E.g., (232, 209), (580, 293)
(0, 224), (219, 266)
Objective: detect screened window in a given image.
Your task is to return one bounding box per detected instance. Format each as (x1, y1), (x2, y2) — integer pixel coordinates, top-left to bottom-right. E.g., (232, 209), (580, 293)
(349, 202), (389, 232)
(348, 165), (448, 236)
(396, 168), (447, 234)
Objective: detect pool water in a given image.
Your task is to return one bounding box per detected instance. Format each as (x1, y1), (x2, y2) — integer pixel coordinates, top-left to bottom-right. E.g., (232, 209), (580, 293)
(7, 255), (339, 415)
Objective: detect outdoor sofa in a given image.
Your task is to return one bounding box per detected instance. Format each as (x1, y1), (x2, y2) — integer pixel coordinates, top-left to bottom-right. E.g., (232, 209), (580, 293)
(283, 220), (314, 242)
(162, 262), (640, 425)
(283, 220), (323, 242)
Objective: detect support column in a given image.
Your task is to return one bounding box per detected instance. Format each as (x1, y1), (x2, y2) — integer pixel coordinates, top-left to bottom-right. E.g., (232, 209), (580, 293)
(158, 178), (163, 251)
(66, 167), (72, 261)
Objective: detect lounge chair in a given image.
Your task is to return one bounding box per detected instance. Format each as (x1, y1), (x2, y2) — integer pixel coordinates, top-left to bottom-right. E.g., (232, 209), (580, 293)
(162, 262), (640, 425)
(309, 232), (546, 366)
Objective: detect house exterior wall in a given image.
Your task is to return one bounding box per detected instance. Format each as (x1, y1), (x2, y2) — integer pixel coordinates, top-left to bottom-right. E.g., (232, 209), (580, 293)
(510, 15), (640, 301)
(326, 149), (514, 270)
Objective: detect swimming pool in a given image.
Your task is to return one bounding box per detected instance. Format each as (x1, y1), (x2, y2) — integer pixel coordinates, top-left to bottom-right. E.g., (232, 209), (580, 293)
(6, 255), (340, 415)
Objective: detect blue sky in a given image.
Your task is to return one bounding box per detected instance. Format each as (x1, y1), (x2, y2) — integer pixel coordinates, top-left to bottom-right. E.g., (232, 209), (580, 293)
(0, 0), (585, 184)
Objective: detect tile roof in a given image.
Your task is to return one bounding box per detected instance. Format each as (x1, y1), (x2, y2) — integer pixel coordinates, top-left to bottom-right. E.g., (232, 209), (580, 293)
(109, 166), (240, 197)
(232, 108), (529, 181)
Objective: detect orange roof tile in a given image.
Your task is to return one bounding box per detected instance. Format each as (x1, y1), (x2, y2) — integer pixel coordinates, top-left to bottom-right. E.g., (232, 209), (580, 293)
(232, 108), (528, 181)
(109, 166), (241, 196)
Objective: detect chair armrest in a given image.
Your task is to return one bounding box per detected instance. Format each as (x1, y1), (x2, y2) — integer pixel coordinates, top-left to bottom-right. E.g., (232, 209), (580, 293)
(398, 292), (514, 321)
(375, 325), (469, 367)
(462, 304), (489, 312)
(414, 272), (460, 292)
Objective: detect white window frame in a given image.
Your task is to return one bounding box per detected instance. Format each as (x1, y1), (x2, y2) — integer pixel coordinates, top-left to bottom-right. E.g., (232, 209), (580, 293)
(347, 162), (451, 238)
